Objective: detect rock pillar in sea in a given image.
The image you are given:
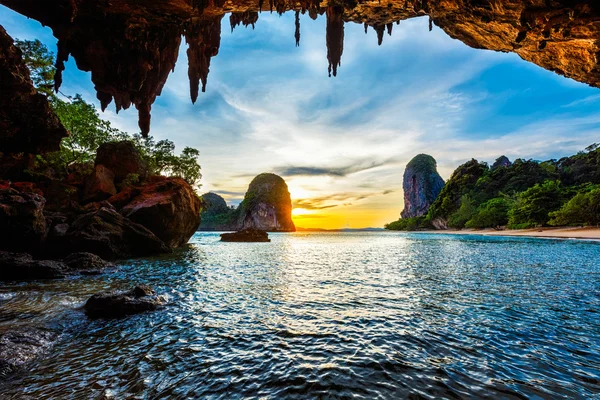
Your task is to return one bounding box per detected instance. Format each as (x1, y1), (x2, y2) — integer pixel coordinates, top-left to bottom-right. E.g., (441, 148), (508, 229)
(237, 173), (295, 232)
(401, 154), (445, 218)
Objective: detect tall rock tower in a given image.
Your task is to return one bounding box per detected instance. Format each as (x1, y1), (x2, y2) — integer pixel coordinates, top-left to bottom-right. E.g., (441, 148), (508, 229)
(237, 173), (295, 232)
(401, 154), (445, 218)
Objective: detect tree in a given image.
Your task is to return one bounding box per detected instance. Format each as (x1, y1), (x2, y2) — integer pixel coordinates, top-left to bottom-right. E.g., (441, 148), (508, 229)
(465, 197), (512, 229)
(15, 39), (55, 96)
(448, 194), (476, 229)
(549, 188), (600, 226)
(16, 39), (202, 188)
(508, 180), (564, 227)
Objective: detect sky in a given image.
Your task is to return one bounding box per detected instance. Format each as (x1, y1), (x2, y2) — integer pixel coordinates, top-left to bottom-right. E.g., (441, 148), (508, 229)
(2, 7), (600, 228)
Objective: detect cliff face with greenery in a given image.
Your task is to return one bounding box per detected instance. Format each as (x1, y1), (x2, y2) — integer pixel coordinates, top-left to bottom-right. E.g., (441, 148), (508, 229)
(401, 154), (445, 219)
(386, 147), (600, 231)
(198, 193), (239, 231)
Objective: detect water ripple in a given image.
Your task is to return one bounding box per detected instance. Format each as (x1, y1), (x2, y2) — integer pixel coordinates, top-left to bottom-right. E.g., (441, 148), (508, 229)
(1, 232), (600, 398)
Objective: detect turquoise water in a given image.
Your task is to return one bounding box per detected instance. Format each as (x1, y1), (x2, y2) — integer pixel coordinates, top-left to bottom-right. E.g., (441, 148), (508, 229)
(1, 232), (600, 398)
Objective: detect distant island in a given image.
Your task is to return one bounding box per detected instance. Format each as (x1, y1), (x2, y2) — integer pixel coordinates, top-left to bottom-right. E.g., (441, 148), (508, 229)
(199, 173), (295, 232)
(386, 144), (600, 231)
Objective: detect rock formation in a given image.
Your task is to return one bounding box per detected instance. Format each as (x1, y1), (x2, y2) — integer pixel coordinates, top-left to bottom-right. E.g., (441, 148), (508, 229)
(119, 176), (202, 248)
(401, 154), (445, 219)
(84, 284), (166, 318)
(0, 26), (67, 154)
(2, 1), (600, 137)
(95, 141), (147, 181)
(237, 173), (295, 232)
(492, 155), (512, 170)
(0, 189), (47, 253)
(0, 328), (57, 376)
(220, 228), (271, 242)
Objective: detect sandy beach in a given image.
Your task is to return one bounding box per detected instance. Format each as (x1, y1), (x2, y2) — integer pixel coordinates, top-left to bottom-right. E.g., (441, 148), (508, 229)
(420, 227), (600, 241)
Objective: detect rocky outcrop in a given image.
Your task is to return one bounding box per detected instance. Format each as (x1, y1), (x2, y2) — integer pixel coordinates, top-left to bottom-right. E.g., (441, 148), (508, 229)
(0, 189), (47, 253)
(0, 328), (57, 377)
(95, 141), (147, 181)
(0, 26), (67, 154)
(83, 165), (117, 203)
(84, 285), (166, 318)
(64, 207), (170, 260)
(401, 154), (445, 219)
(120, 177), (201, 248)
(237, 173), (295, 232)
(492, 156), (512, 170)
(220, 228), (270, 242)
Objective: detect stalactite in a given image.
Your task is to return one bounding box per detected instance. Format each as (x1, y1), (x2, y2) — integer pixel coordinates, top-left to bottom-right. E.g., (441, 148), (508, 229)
(295, 10), (301, 47)
(429, 16), (433, 31)
(276, 0), (286, 16)
(53, 40), (69, 93)
(259, 0), (263, 12)
(186, 16), (224, 104)
(386, 22), (393, 36)
(326, 5), (344, 78)
(230, 12), (258, 32)
(373, 24), (385, 45)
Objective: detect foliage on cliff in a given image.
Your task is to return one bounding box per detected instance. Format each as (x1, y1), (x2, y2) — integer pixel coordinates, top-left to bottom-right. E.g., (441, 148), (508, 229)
(15, 39), (202, 188)
(386, 146), (600, 230)
(198, 193), (239, 230)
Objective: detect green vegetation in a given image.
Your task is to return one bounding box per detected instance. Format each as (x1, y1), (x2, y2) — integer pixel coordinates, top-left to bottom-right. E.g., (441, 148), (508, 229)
(16, 39), (202, 188)
(384, 216), (429, 231)
(386, 147), (600, 231)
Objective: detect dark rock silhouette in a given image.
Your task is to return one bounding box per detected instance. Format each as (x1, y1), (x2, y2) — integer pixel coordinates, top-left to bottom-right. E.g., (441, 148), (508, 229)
(84, 285), (166, 319)
(0, 27), (66, 154)
(401, 154), (445, 219)
(0, 189), (47, 254)
(220, 228), (271, 242)
(237, 173), (295, 232)
(95, 141), (147, 181)
(0, 251), (66, 281)
(83, 165), (117, 203)
(492, 155), (512, 170)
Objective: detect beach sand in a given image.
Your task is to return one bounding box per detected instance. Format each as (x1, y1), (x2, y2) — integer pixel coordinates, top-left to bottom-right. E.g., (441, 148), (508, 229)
(419, 227), (600, 241)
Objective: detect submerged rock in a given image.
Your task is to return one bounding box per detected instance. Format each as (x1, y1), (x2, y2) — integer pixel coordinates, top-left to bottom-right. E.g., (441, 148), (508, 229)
(120, 177), (201, 248)
(401, 154), (445, 219)
(84, 284), (166, 318)
(0, 328), (57, 377)
(237, 173), (295, 232)
(220, 228), (270, 242)
(65, 207), (170, 260)
(0, 251), (66, 281)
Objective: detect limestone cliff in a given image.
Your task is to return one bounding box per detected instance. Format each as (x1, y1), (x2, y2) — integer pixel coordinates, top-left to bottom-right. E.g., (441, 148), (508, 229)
(237, 173), (295, 232)
(401, 154), (445, 219)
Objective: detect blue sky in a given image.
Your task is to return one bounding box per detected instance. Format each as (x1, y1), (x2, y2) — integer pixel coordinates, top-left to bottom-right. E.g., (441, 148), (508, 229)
(2, 6), (600, 228)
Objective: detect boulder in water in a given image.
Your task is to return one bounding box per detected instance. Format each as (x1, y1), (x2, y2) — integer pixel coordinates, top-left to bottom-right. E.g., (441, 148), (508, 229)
(0, 251), (66, 281)
(63, 252), (115, 274)
(84, 284), (166, 318)
(220, 228), (270, 242)
(0, 328), (57, 377)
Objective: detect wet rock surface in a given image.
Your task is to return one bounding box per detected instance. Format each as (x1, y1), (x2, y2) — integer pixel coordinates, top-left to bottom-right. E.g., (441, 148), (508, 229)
(63, 252), (115, 275)
(220, 228), (271, 242)
(0, 251), (66, 281)
(0, 328), (57, 377)
(84, 285), (166, 319)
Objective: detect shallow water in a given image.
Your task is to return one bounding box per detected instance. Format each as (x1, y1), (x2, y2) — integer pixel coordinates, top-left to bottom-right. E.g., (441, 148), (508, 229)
(1, 232), (600, 398)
